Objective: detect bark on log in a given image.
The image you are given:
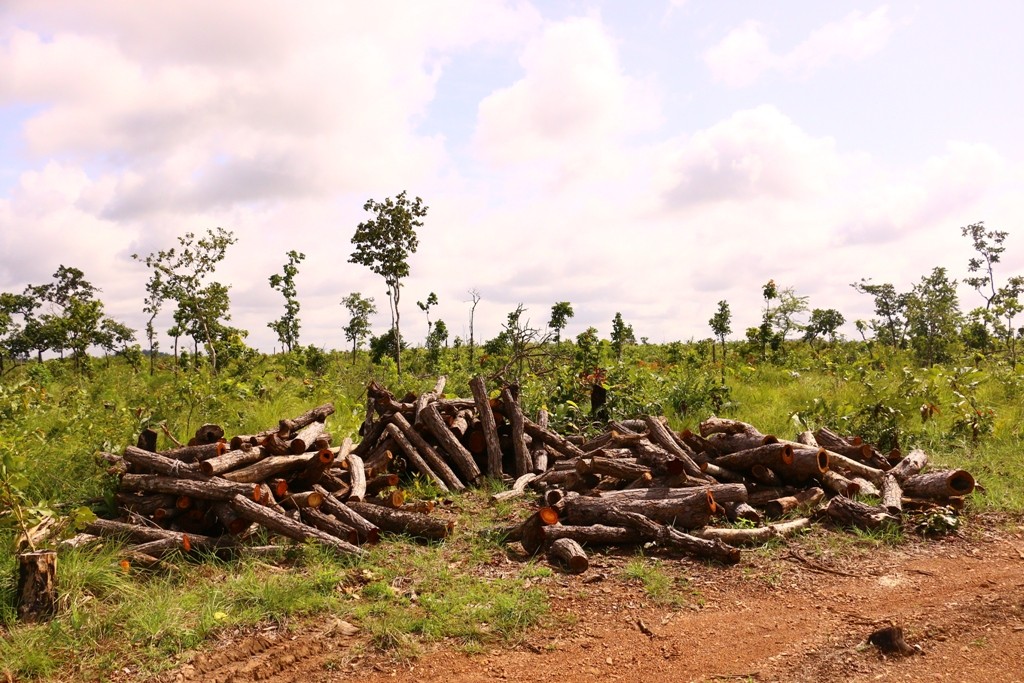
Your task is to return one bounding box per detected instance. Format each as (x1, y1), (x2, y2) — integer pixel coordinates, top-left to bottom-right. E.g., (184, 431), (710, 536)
(850, 477), (880, 497)
(300, 508), (359, 546)
(419, 403), (482, 485)
(880, 474), (903, 515)
(470, 375), (504, 478)
(812, 427), (865, 458)
(199, 446), (266, 476)
(547, 538), (589, 574)
(313, 485), (380, 544)
(289, 421), (328, 454)
(531, 408), (550, 473)
(702, 462), (745, 483)
(412, 375), (447, 427)
(157, 441), (226, 463)
(561, 489), (719, 529)
(577, 455), (651, 481)
(597, 483), (748, 505)
(598, 509), (741, 564)
(782, 446), (830, 481)
(821, 470), (860, 498)
(383, 423), (448, 493)
(713, 443), (794, 471)
(115, 492), (178, 517)
(889, 449), (929, 482)
(643, 415), (704, 478)
(391, 412), (464, 491)
(523, 417), (587, 460)
(123, 446), (204, 477)
(825, 496), (898, 531)
(295, 446), (339, 488)
(491, 473), (539, 503)
(262, 433), (293, 456)
(694, 518), (812, 545)
(120, 474), (261, 502)
(512, 507), (561, 554)
(900, 469), (975, 499)
(279, 403), (335, 436)
(699, 416), (760, 437)
(280, 490), (324, 510)
(795, 431), (818, 447)
(762, 487), (824, 519)
(365, 473), (401, 496)
(746, 486), (800, 506)
(540, 524), (637, 547)
(352, 415), (391, 459)
(346, 501), (453, 541)
(220, 453), (317, 483)
(17, 550), (57, 623)
(826, 452), (885, 484)
(212, 502), (251, 534)
(500, 385), (534, 477)
(137, 428), (158, 452)
(722, 501), (763, 525)
(229, 494), (362, 556)
(749, 464), (782, 486)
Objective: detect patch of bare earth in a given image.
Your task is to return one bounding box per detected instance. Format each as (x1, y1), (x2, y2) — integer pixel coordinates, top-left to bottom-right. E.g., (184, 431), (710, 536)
(150, 518), (1024, 683)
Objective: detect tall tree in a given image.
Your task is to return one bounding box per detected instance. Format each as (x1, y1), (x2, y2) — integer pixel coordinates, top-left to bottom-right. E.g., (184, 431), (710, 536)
(610, 312), (635, 360)
(906, 267), (962, 366)
(467, 288), (481, 366)
(548, 301), (574, 345)
(851, 279), (910, 348)
(804, 308), (846, 346)
(341, 292), (376, 365)
(709, 300), (731, 382)
(267, 250), (306, 353)
(133, 228), (237, 374)
(961, 221), (1007, 319)
(349, 191), (426, 375)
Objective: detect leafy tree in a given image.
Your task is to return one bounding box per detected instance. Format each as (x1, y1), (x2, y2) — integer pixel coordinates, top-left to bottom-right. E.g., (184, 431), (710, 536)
(992, 276), (1024, 368)
(708, 300), (731, 380)
(0, 292), (33, 373)
(341, 292), (377, 365)
(133, 227), (238, 373)
(961, 221), (1007, 319)
(267, 250), (306, 353)
(426, 318), (448, 370)
(172, 282), (246, 367)
(97, 318), (138, 366)
(610, 312), (635, 360)
(416, 292), (438, 339)
(804, 308), (846, 346)
(906, 267), (962, 366)
(368, 328), (407, 365)
(549, 301), (574, 344)
(349, 191), (426, 375)
(575, 326), (600, 374)
(851, 279), (910, 348)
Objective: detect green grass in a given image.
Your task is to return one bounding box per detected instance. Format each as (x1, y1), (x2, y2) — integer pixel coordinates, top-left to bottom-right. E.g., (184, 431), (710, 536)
(621, 556), (698, 608)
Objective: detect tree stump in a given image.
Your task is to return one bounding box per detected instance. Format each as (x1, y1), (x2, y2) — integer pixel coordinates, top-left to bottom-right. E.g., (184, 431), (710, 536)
(17, 550), (58, 623)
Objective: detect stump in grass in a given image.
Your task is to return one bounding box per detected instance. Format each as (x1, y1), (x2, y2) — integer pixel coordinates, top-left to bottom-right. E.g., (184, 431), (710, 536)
(17, 550), (57, 623)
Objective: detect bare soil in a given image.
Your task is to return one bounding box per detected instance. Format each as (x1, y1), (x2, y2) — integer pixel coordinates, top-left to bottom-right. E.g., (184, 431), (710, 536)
(153, 515), (1024, 683)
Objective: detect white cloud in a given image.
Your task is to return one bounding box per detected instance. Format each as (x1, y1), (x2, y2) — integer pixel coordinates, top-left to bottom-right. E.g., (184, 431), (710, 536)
(704, 7), (894, 87)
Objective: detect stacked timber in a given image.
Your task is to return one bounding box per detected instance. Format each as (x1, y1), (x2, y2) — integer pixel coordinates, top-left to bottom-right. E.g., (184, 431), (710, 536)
(89, 403), (454, 567)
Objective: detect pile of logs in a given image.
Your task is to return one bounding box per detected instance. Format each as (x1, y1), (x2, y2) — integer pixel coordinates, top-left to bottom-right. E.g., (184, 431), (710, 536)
(88, 402), (456, 567)
(82, 374), (976, 576)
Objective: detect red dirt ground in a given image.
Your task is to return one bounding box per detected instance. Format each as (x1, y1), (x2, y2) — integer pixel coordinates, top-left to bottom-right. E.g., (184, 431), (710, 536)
(153, 516), (1024, 683)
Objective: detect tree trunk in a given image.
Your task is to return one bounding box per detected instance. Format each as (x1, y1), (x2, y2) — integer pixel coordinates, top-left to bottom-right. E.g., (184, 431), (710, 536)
(901, 470), (975, 499)
(199, 446), (266, 477)
(694, 518), (811, 545)
(889, 448), (928, 481)
(120, 474), (261, 502)
(313, 485), (380, 544)
(470, 376), (504, 478)
(523, 417), (587, 460)
(220, 453), (317, 483)
(227, 494), (362, 556)
(713, 443), (794, 472)
(560, 489), (719, 529)
(17, 550), (57, 623)
(880, 474), (903, 515)
(762, 487), (824, 518)
(500, 385), (533, 477)
(540, 524), (639, 546)
(383, 423), (448, 493)
(279, 403), (335, 436)
(300, 508), (359, 546)
(643, 415), (704, 477)
(531, 409), (550, 473)
(391, 412), (464, 491)
(825, 496), (898, 531)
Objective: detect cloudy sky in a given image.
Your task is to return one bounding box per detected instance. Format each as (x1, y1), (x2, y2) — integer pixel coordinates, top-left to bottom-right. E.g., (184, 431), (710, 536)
(2, 1), (1022, 352)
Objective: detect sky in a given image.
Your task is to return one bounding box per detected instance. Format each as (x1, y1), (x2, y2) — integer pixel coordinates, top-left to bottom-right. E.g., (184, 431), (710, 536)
(1, 1), (1023, 352)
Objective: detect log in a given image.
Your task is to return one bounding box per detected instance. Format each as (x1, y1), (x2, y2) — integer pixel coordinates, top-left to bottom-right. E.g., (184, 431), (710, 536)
(115, 492), (179, 517)
(598, 509), (741, 565)
(352, 415), (391, 459)
(713, 443), (794, 471)
(762, 487), (825, 519)
(212, 502), (251, 534)
(365, 473), (401, 496)
(749, 464), (782, 486)
(262, 433), (293, 456)
(280, 490), (324, 510)
(294, 446), (339, 488)
(137, 428), (158, 452)
(821, 470), (860, 498)
(279, 403), (335, 436)
(511, 507), (561, 554)
(470, 375), (504, 478)
(500, 385), (534, 477)
(680, 429), (723, 457)
(300, 508), (359, 546)
(812, 427), (865, 458)
(795, 431), (818, 447)
(826, 452), (885, 484)
(782, 446), (830, 481)
(825, 496), (898, 531)
(194, 424), (225, 445)
(157, 441), (226, 463)
(849, 476), (880, 497)
(199, 446), (266, 476)
(344, 451), (369, 501)
(694, 518), (812, 546)
(539, 524), (638, 547)
(229, 494), (362, 556)
(120, 474), (260, 502)
(412, 375), (446, 426)
(560, 489), (719, 529)
(346, 501), (453, 541)
(747, 486), (799, 506)
(722, 501), (763, 525)
(419, 403), (482, 485)
(889, 449), (928, 482)
(391, 412), (464, 491)
(288, 421), (328, 454)
(643, 415), (704, 478)
(577, 455), (650, 481)
(491, 473), (539, 503)
(531, 408), (550, 473)
(17, 550), (57, 623)
(880, 474), (903, 515)
(523, 417), (587, 460)
(383, 423), (448, 493)
(597, 483), (748, 506)
(313, 485), (380, 544)
(220, 453), (317, 483)
(699, 416), (759, 437)
(702, 462), (745, 483)
(123, 446), (204, 477)
(901, 470), (975, 499)
(547, 538), (589, 574)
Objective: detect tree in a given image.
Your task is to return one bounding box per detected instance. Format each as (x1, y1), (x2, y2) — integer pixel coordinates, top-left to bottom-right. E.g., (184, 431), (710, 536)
(804, 308), (846, 346)
(349, 191), (426, 376)
(341, 292), (376, 365)
(610, 312), (635, 360)
(709, 300), (731, 382)
(467, 288), (481, 366)
(549, 301), (574, 345)
(172, 282), (245, 366)
(851, 279), (910, 348)
(426, 318), (448, 370)
(132, 227), (238, 374)
(961, 221), (1007, 319)
(267, 250), (305, 353)
(991, 275), (1023, 368)
(96, 317), (138, 367)
(416, 292), (438, 339)
(575, 326), (600, 374)
(906, 267), (962, 366)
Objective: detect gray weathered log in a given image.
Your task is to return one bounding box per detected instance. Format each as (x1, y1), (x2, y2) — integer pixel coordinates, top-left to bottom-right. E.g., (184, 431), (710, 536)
(391, 412), (464, 491)
(419, 402), (482, 485)
(889, 448), (929, 482)
(347, 501), (453, 541)
(229, 493), (362, 556)
(123, 446), (204, 477)
(547, 538), (589, 574)
(313, 484), (380, 544)
(500, 385), (534, 477)
(470, 375), (504, 478)
(694, 518), (811, 546)
(384, 423), (448, 493)
(880, 474), (903, 515)
(120, 474), (260, 502)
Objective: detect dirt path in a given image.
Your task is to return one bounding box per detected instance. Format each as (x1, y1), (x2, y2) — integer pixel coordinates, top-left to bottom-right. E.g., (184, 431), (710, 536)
(159, 520), (1024, 683)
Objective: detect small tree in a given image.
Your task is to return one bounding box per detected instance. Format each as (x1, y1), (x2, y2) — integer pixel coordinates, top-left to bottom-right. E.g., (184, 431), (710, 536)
(467, 288), (481, 366)
(549, 301), (574, 345)
(267, 250), (306, 353)
(417, 292), (438, 339)
(349, 191), (426, 376)
(426, 318), (448, 370)
(709, 300), (731, 383)
(804, 308), (846, 346)
(341, 292), (377, 365)
(906, 266), (962, 366)
(851, 279), (910, 348)
(610, 312), (635, 360)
